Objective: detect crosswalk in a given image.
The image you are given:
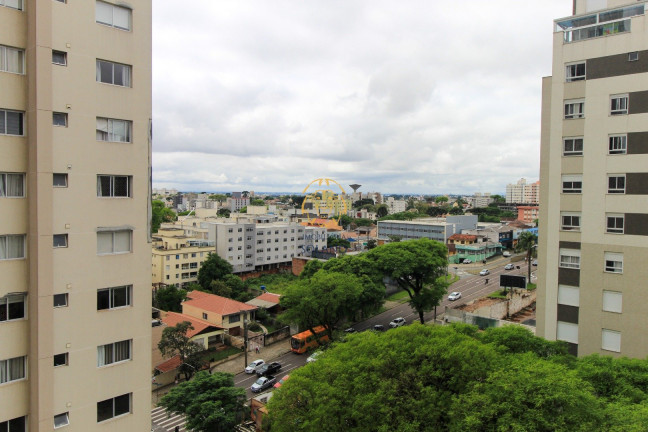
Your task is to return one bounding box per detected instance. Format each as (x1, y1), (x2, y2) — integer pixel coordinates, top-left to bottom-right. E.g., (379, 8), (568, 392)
(151, 406), (188, 432)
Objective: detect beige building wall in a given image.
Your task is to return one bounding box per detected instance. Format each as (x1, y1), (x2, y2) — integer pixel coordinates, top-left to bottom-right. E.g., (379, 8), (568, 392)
(0, 1), (151, 430)
(538, 0), (648, 358)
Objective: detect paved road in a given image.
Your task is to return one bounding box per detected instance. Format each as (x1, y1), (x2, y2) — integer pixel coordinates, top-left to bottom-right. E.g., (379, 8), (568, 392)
(235, 350), (309, 399)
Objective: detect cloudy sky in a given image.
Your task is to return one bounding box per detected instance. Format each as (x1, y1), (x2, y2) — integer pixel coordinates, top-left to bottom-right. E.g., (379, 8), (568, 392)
(152, 1), (572, 195)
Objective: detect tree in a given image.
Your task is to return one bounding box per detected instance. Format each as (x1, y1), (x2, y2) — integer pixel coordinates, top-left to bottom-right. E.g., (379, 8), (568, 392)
(239, 206), (247, 213)
(250, 199), (265, 206)
(158, 321), (205, 381)
(435, 196), (449, 204)
(209, 280), (232, 298)
(491, 194), (506, 203)
(375, 204), (389, 218)
(426, 206), (447, 217)
(159, 371), (246, 432)
(366, 239), (377, 249)
(151, 200), (177, 233)
(197, 253), (233, 290)
(154, 285), (187, 312)
(352, 198), (374, 209)
(367, 238), (448, 324)
(480, 325), (568, 358)
(327, 236), (350, 248)
(216, 208), (231, 218)
(515, 231), (538, 283)
(209, 193), (227, 203)
(335, 214), (352, 229)
(449, 206), (464, 215)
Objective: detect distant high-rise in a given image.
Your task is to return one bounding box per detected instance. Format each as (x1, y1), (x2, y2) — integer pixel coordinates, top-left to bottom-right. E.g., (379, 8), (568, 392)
(505, 178), (539, 204)
(538, 0), (648, 358)
(0, 1), (152, 430)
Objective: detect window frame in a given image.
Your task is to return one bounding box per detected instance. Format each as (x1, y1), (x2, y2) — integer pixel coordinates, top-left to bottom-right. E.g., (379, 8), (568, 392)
(97, 285), (132, 310)
(53, 352), (69, 367)
(53, 234), (68, 248)
(0, 234), (26, 260)
(53, 173), (68, 188)
(53, 293), (68, 308)
(97, 393), (131, 423)
(562, 137), (583, 156)
(606, 213), (624, 234)
(0, 416), (26, 432)
(0, 109), (24, 136)
(559, 248), (581, 269)
(602, 290), (622, 313)
(0, 293), (26, 322)
(53, 112), (68, 127)
(604, 252), (623, 273)
(564, 99), (585, 119)
(629, 51), (639, 61)
(0, 172), (25, 197)
(602, 329), (621, 352)
(610, 94), (629, 115)
(0, 0), (23, 11)
(95, 59), (131, 87)
(97, 340), (132, 367)
(607, 175), (625, 194)
(97, 230), (132, 255)
(560, 212), (581, 231)
(565, 62), (585, 82)
(95, 0), (132, 31)
(0, 44), (25, 74)
(0, 355), (26, 384)
(54, 412), (70, 429)
(561, 175), (583, 194)
(608, 134), (627, 155)
(96, 117), (132, 143)
(52, 50), (67, 66)
(97, 175), (132, 198)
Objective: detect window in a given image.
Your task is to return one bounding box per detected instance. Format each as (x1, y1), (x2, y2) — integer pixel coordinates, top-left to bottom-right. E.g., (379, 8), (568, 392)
(53, 293), (68, 308)
(96, 1), (131, 31)
(607, 175), (625, 194)
(610, 94), (628, 115)
(602, 329), (621, 352)
(229, 314), (240, 324)
(97, 340), (131, 367)
(557, 285), (579, 307)
(564, 100), (584, 119)
(97, 175), (131, 197)
(53, 234), (68, 248)
(52, 50), (67, 65)
(604, 252), (623, 273)
(96, 60), (131, 87)
(0, 294), (25, 322)
(0, 172), (24, 197)
(560, 212), (581, 231)
(563, 137), (583, 156)
(565, 62), (585, 82)
(54, 412), (69, 429)
(0, 45), (24, 74)
(0, 416), (26, 432)
(0, 355), (25, 384)
(97, 285), (131, 310)
(96, 117), (132, 142)
(202, 313), (208, 320)
(629, 51), (639, 61)
(0, 0), (23, 11)
(97, 230), (131, 254)
(53, 173), (68, 188)
(606, 214), (624, 234)
(53, 112), (67, 127)
(609, 135), (627, 154)
(561, 175), (582, 193)
(603, 291), (622, 313)
(556, 321), (578, 344)
(97, 393), (131, 422)
(0, 234), (25, 259)
(559, 248), (580, 269)
(0, 109), (24, 135)
(53, 353), (68, 367)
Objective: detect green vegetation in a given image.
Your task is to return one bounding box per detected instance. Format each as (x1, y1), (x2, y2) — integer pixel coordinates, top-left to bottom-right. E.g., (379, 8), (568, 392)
(157, 321), (205, 381)
(198, 346), (241, 364)
(154, 285), (187, 312)
(378, 211), (426, 221)
(151, 200), (177, 233)
(159, 371), (246, 432)
(197, 253), (233, 290)
(516, 231), (538, 282)
(488, 289), (508, 299)
(244, 273), (298, 296)
(527, 282), (537, 291)
(386, 290), (411, 302)
(327, 236), (350, 248)
(267, 324), (648, 431)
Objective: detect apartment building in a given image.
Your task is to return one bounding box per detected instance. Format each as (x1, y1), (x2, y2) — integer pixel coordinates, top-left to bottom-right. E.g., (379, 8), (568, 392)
(538, 0), (648, 358)
(506, 178), (540, 204)
(152, 229), (215, 288)
(384, 196), (407, 214)
(0, 1), (152, 431)
(377, 215), (478, 244)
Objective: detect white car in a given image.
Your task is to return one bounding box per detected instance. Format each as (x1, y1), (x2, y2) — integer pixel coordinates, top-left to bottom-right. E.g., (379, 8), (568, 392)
(245, 359), (265, 374)
(448, 291), (462, 301)
(504, 263), (515, 270)
(479, 269), (490, 276)
(462, 259), (472, 264)
(503, 251), (511, 257)
(389, 317), (406, 328)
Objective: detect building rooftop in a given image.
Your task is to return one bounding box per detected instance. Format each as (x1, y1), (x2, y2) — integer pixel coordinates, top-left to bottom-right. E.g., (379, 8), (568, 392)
(184, 291), (257, 316)
(162, 311), (223, 338)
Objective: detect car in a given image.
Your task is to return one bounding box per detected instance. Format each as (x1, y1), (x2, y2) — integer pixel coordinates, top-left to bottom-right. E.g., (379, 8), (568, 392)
(306, 351), (322, 363)
(251, 375), (276, 393)
(479, 269), (490, 276)
(256, 361), (281, 377)
(344, 327), (356, 333)
(448, 291), (462, 301)
(503, 251), (511, 257)
(504, 263), (514, 270)
(462, 259), (472, 264)
(389, 317), (406, 328)
(273, 374), (290, 389)
(532, 260), (538, 266)
(373, 324), (385, 331)
(245, 359), (265, 374)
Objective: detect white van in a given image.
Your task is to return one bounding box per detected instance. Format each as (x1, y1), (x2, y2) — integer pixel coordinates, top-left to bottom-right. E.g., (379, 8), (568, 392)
(503, 251), (511, 257)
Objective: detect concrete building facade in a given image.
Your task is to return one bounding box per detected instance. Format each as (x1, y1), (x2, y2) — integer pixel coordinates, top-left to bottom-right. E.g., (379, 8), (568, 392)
(538, 0), (648, 358)
(377, 215), (478, 244)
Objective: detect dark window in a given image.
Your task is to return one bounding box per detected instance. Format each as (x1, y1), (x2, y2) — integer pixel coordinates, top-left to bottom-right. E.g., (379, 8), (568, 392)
(53, 234), (68, 248)
(53, 353), (68, 367)
(97, 285), (131, 310)
(53, 293), (68, 307)
(0, 416), (26, 432)
(0, 109), (24, 135)
(53, 173), (68, 187)
(97, 393), (131, 422)
(52, 50), (67, 65)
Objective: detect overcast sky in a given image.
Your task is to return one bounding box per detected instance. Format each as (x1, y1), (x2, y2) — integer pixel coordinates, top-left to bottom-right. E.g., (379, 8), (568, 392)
(152, 1), (573, 195)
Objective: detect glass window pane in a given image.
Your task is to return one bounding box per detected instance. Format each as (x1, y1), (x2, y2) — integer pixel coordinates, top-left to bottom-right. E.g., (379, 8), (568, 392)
(97, 289), (110, 310)
(113, 6), (130, 30)
(6, 111), (22, 135)
(95, 1), (113, 25)
(53, 173), (67, 187)
(97, 398), (113, 422)
(112, 286), (129, 307)
(113, 176), (128, 197)
(5, 48), (22, 74)
(7, 295), (24, 320)
(6, 174), (23, 196)
(96, 117), (108, 140)
(53, 413), (69, 428)
(114, 394), (130, 416)
(97, 176), (111, 196)
(114, 231), (131, 253)
(0, 46), (5, 72)
(111, 119), (129, 142)
(7, 235), (24, 259)
(97, 232), (113, 254)
(98, 60), (113, 84)
(8, 415), (26, 432)
(113, 64), (125, 86)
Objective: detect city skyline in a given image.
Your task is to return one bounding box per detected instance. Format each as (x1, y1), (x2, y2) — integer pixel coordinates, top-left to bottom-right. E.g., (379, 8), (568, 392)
(152, 1), (570, 194)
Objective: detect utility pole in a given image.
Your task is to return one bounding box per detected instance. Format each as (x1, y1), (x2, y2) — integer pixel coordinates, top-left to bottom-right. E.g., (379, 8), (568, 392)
(243, 311), (248, 368)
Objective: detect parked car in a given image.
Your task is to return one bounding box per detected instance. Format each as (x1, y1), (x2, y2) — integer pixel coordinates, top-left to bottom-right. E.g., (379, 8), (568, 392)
(504, 263), (514, 270)
(532, 260), (538, 266)
(462, 259), (472, 264)
(273, 374), (290, 388)
(373, 324), (386, 331)
(344, 327), (356, 333)
(448, 291), (462, 301)
(251, 375), (276, 393)
(245, 359), (265, 374)
(256, 362), (281, 377)
(306, 351), (322, 363)
(503, 251), (511, 257)
(389, 317), (406, 328)
(479, 269), (490, 276)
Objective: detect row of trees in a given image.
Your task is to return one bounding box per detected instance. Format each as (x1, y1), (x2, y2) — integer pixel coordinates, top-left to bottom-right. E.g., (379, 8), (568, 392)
(267, 324), (648, 431)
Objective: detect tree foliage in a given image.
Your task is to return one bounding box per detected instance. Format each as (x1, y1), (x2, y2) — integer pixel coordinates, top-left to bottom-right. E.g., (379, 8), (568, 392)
(515, 231), (538, 282)
(217, 208), (231, 217)
(327, 236), (350, 248)
(158, 321), (205, 381)
(154, 285), (187, 312)
(367, 238), (448, 324)
(159, 371), (246, 432)
(197, 253), (233, 290)
(151, 200), (177, 233)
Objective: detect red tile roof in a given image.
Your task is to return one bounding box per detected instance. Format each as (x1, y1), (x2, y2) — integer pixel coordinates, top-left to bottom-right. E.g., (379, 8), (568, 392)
(184, 291), (257, 316)
(155, 354), (182, 373)
(448, 234), (477, 242)
(255, 292), (281, 304)
(162, 311), (222, 338)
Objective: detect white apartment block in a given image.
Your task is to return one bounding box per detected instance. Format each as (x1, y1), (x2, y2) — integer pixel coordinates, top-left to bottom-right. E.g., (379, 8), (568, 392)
(377, 216), (478, 243)
(0, 1), (152, 430)
(469, 192), (493, 208)
(384, 197), (407, 214)
(506, 178), (540, 204)
(152, 229), (216, 288)
(538, 0), (648, 358)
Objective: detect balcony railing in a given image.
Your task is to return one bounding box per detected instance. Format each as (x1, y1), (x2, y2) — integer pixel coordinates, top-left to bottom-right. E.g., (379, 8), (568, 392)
(556, 3), (643, 43)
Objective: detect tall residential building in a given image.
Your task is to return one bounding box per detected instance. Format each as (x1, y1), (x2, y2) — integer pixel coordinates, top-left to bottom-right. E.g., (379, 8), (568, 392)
(1, 1), (152, 431)
(505, 178), (540, 204)
(538, 0), (648, 358)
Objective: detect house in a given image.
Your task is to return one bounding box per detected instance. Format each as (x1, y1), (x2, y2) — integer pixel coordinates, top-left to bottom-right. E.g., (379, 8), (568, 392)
(246, 292), (282, 314)
(182, 291), (257, 336)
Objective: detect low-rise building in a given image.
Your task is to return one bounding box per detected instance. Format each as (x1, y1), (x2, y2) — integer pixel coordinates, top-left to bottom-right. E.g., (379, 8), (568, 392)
(517, 205), (539, 224)
(182, 291), (257, 337)
(377, 215), (478, 243)
(152, 229), (216, 288)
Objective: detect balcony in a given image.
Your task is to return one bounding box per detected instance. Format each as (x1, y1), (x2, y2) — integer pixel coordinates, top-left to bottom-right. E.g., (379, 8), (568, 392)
(556, 3), (643, 43)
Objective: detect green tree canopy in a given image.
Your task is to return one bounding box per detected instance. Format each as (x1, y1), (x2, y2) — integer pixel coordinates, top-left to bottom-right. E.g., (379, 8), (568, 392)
(159, 371), (246, 432)
(515, 231), (538, 282)
(154, 285), (187, 312)
(151, 200), (177, 233)
(327, 236), (350, 249)
(217, 208), (231, 217)
(435, 196), (449, 203)
(158, 321), (205, 381)
(491, 194), (506, 203)
(353, 198), (375, 209)
(250, 199), (265, 206)
(375, 204), (389, 218)
(197, 253), (233, 290)
(367, 238), (448, 324)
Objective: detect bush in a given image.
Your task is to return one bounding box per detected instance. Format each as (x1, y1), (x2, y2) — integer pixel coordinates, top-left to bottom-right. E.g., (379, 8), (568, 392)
(248, 322), (262, 332)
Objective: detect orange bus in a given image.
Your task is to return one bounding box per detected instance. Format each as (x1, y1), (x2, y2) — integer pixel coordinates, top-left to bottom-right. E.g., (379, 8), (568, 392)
(290, 326), (330, 354)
